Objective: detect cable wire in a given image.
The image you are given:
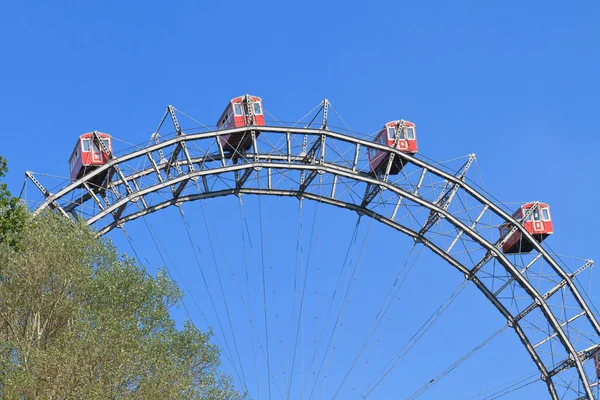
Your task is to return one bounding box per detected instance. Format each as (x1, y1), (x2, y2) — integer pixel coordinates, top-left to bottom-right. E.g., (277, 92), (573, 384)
(406, 325), (508, 399)
(360, 280), (469, 399)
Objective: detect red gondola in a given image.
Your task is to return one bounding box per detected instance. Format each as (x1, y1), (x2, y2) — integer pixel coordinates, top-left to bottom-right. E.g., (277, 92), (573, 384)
(368, 120), (417, 174)
(498, 202), (554, 254)
(69, 132), (112, 184)
(216, 94), (265, 152)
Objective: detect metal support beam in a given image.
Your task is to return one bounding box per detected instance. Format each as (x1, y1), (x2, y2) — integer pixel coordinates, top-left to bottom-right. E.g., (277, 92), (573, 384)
(361, 183), (382, 208)
(162, 106), (187, 178)
(173, 178), (189, 199)
(513, 260), (593, 323)
(95, 186), (121, 229)
(549, 343), (600, 378)
(267, 168), (272, 190)
(418, 154), (476, 236)
(216, 136), (227, 168)
(91, 131), (112, 158)
(99, 189), (112, 207)
(301, 134), (308, 155)
(111, 165), (134, 196)
(286, 131), (292, 164)
(534, 311), (586, 349)
(83, 182), (105, 211)
(331, 175), (338, 199)
(151, 132), (168, 164)
(113, 203), (128, 220)
(131, 178), (148, 209)
(244, 94), (255, 126)
(413, 168), (427, 195)
(447, 205), (488, 253)
(251, 130), (259, 162)
(352, 143), (360, 173)
(321, 99), (329, 129)
(108, 181), (122, 200)
(25, 171), (70, 219)
(494, 253), (543, 297)
(147, 152), (164, 183)
(168, 105), (182, 135)
(236, 168), (254, 189)
(302, 134), (325, 164)
(390, 195), (404, 220)
(382, 152), (396, 182)
(164, 148), (184, 180)
(150, 109), (169, 164)
(180, 142), (196, 173)
(299, 134), (326, 192)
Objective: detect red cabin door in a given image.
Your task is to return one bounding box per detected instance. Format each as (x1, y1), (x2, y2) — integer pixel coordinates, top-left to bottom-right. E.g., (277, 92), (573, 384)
(532, 209), (543, 232)
(397, 126), (407, 150)
(92, 141), (102, 162)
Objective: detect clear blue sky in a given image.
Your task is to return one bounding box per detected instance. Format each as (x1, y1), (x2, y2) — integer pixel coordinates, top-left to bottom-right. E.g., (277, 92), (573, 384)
(1, 1), (599, 399)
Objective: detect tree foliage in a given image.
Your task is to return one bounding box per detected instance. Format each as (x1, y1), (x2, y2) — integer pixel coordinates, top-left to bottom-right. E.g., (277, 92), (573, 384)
(0, 157), (26, 247)
(0, 158), (242, 399)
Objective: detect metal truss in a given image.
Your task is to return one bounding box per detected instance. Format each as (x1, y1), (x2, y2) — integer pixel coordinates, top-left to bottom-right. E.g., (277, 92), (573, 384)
(28, 123), (600, 399)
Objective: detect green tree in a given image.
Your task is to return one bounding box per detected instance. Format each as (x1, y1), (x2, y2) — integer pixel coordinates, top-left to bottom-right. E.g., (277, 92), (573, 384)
(0, 156), (26, 247)
(0, 158), (242, 399)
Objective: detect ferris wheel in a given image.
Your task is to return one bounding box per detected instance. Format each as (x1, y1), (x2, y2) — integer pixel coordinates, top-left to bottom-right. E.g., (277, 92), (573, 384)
(24, 95), (600, 399)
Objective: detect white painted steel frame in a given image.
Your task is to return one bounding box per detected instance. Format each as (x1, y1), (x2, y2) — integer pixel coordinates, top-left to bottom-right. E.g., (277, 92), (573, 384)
(31, 125), (600, 399)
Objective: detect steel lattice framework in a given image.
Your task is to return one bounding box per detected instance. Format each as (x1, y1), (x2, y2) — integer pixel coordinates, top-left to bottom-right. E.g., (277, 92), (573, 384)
(27, 108), (600, 399)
